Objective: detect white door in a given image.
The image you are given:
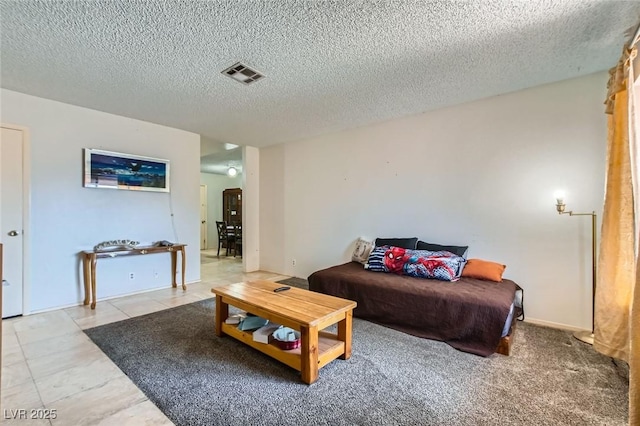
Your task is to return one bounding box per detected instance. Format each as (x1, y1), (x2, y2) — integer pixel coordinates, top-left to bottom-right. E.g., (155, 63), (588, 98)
(1, 127), (24, 318)
(200, 185), (207, 250)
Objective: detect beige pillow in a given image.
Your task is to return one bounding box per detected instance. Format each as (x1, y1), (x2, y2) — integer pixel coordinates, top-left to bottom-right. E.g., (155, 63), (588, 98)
(352, 238), (374, 264)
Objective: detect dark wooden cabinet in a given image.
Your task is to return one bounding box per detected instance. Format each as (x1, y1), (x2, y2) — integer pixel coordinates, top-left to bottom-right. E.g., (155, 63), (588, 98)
(223, 188), (242, 226)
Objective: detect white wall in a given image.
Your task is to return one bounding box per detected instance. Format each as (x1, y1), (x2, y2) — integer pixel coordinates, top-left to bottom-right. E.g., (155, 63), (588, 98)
(259, 72), (608, 331)
(200, 172), (242, 250)
(1, 89), (201, 312)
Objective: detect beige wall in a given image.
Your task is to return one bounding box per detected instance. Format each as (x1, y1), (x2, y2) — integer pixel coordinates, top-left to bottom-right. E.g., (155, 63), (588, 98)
(259, 72), (608, 330)
(242, 146), (260, 272)
(259, 144), (286, 274)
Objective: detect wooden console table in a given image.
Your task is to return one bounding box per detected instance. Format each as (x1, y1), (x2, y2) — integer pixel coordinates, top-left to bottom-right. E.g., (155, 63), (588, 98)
(81, 244), (186, 309)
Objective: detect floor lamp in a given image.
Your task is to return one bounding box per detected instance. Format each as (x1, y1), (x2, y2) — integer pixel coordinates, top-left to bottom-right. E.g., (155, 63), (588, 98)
(554, 191), (596, 345)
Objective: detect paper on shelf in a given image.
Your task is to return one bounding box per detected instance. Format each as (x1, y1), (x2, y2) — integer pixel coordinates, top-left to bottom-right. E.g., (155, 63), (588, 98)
(253, 323), (282, 344)
(225, 312), (247, 325)
(238, 316), (268, 331)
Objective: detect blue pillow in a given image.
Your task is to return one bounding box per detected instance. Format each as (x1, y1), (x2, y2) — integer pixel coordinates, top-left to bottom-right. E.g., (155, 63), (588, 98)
(416, 241), (468, 257)
(374, 237), (418, 249)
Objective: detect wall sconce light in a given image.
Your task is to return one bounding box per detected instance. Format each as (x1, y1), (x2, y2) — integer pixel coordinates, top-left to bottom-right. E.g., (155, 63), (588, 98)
(227, 166), (238, 177)
(554, 190), (597, 345)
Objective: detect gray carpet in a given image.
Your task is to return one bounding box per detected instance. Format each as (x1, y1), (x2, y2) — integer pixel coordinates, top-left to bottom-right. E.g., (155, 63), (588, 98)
(85, 297), (629, 426)
(275, 277), (309, 289)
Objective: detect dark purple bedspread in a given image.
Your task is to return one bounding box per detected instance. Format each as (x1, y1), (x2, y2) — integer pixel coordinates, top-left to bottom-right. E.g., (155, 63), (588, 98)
(308, 262), (517, 356)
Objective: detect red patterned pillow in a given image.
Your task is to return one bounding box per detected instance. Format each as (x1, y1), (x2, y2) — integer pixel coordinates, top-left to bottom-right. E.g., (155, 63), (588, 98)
(365, 246), (466, 281)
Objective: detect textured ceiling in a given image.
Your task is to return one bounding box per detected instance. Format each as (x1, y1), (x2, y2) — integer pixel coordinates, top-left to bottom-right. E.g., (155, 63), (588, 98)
(1, 1), (639, 150)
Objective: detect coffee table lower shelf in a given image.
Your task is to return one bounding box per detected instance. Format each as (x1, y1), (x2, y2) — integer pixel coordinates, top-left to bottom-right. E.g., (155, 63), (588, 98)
(221, 323), (345, 372)
(212, 281), (356, 384)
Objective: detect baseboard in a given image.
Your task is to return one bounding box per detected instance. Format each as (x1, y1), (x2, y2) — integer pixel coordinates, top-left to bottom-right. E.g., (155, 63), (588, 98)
(523, 317), (588, 332)
(25, 280), (202, 316)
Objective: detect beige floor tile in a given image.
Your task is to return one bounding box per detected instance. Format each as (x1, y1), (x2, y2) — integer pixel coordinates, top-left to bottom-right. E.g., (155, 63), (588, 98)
(111, 300), (169, 317)
(2, 332), (21, 350)
(188, 290), (216, 301)
(242, 271), (281, 280)
(1, 380), (43, 412)
(16, 323), (82, 346)
(64, 301), (121, 320)
(73, 310), (130, 330)
(34, 357), (125, 405)
(144, 286), (187, 300)
(27, 346), (105, 380)
(93, 400), (173, 426)
(155, 293), (202, 308)
(47, 376), (147, 426)
(2, 360), (32, 388)
(108, 293), (155, 306)
(2, 344), (26, 366)
(21, 332), (94, 360)
(12, 311), (75, 333)
(0, 411), (52, 425)
(2, 319), (17, 334)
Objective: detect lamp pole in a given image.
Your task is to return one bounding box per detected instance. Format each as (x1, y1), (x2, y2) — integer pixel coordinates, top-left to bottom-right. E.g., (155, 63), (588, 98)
(555, 196), (596, 344)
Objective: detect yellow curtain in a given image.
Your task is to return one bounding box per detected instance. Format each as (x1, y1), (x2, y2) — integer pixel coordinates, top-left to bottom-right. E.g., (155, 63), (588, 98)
(630, 53), (640, 426)
(594, 46), (639, 425)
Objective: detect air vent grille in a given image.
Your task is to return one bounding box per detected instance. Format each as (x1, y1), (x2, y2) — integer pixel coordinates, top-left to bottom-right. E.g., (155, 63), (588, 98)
(222, 62), (264, 85)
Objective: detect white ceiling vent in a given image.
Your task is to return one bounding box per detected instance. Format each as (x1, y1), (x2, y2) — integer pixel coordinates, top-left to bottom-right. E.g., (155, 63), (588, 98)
(222, 62), (264, 85)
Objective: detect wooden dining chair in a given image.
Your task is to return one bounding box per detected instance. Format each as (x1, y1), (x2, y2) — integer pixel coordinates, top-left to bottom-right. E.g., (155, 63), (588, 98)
(225, 224), (242, 257)
(231, 224), (242, 257)
(215, 221), (228, 257)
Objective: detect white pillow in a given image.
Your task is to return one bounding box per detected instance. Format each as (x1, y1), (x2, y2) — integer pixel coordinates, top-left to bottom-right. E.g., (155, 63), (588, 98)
(352, 238), (374, 264)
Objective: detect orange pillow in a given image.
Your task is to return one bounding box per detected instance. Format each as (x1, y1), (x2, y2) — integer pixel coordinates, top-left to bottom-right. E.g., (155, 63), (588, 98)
(462, 259), (506, 282)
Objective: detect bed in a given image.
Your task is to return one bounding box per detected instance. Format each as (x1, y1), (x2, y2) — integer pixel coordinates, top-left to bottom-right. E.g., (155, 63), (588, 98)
(308, 261), (523, 357)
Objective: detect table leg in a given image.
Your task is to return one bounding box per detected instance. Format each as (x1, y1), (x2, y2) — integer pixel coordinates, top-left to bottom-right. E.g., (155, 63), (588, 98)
(82, 255), (91, 306)
(181, 247), (186, 291)
(215, 295), (228, 337)
(300, 325), (319, 384)
(338, 310), (353, 360)
(170, 251), (177, 288)
(90, 255), (97, 309)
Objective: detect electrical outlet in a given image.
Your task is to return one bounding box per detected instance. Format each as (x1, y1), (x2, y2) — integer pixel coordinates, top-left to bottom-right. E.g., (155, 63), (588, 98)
(292, 259), (296, 267)
(129, 272), (135, 280)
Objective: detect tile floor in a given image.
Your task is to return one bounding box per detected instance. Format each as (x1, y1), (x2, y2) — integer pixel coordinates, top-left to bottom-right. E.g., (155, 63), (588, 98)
(1, 251), (291, 425)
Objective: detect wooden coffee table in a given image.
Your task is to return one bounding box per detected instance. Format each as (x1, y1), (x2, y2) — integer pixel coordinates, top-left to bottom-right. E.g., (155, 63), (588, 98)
(211, 280), (357, 384)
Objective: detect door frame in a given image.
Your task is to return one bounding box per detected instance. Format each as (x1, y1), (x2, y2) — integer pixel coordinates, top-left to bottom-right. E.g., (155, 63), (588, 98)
(1, 123), (31, 316)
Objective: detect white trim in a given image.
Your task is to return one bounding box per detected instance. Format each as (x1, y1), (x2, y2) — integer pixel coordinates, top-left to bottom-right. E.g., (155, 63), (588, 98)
(1, 123), (31, 316)
(27, 279), (204, 315)
(523, 317), (588, 332)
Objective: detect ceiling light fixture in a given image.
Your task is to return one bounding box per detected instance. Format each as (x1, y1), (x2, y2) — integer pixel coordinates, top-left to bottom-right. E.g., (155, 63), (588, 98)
(222, 62), (264, 85)
(227, 166), (238, 177)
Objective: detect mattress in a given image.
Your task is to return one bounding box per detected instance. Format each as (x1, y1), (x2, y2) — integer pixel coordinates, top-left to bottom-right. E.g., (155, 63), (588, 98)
(309, 261), (521, 356)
